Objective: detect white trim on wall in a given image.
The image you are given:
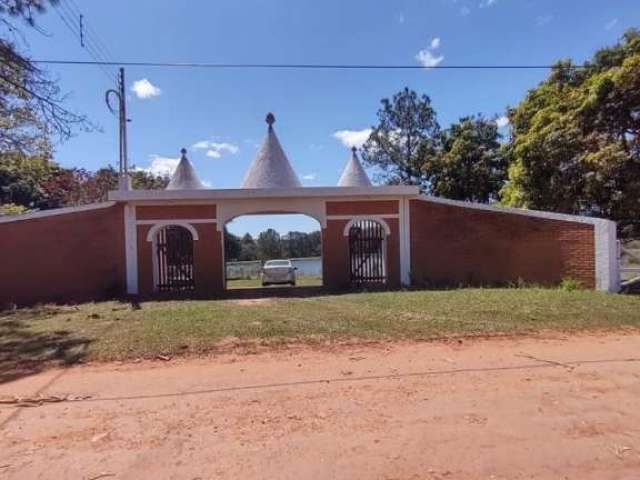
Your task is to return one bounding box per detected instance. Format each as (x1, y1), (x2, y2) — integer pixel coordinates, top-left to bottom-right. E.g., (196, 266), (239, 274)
(137, 218), (216, 225)
(341, 216), (392, 237)
(0, 201), (116, 224)
(327, 214), (399, 221)
(124, 204), (138, 295)
(145, 222), (201, 242)
(399, 198), (411, 286)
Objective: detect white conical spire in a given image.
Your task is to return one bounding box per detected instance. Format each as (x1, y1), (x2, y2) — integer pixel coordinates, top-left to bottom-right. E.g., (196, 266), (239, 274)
(337, 147), (372, 187)
(166, 149), (205, 190)
(241, 113), (302, 189)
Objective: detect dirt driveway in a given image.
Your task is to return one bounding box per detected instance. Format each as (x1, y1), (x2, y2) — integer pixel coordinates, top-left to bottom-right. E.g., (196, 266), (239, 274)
(1, 332), (640, 479)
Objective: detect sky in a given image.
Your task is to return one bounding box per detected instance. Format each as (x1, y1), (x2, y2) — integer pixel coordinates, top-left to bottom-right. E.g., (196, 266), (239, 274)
(17, 0), (640, 235)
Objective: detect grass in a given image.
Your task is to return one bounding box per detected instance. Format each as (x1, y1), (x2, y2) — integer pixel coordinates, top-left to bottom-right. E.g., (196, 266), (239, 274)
(226, 276), (323, 289)
(2, 288), (640, 379)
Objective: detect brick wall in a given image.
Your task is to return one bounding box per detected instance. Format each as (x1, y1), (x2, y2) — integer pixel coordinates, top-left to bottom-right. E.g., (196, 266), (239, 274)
(0, 204), (126, 306)
(409, 199), (596, 288)
(136, 205), (223, 297)
(323, 201), (401, 289)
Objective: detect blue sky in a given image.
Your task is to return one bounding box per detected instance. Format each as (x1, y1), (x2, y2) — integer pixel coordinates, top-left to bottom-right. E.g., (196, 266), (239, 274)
(19, 0), (640, 235)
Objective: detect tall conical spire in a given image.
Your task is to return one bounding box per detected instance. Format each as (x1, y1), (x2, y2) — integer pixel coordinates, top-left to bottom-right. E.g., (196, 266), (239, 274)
(337, 147), (372, 187)
(166, 148), (205, 190)
(241, 113), (302, 189)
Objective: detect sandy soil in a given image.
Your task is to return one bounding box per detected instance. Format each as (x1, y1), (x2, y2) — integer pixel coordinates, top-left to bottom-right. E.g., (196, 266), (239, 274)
(1, 332), (640, 479)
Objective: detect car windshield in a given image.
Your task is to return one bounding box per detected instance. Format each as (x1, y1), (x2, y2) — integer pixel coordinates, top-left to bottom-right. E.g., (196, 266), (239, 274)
(265, 260), (290, 267)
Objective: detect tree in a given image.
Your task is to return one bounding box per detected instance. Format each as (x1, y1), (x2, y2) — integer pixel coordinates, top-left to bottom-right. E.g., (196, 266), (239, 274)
(224, 228), (242, 261)
(362, 87), (440, 190)
(257, 228), (282, 260)
(0, 151), (55, 208)
(1, 0), (89, 156)
(239, 233), (258, 261)
(426, 115), (508, 202)
(501, 29), (640, 237)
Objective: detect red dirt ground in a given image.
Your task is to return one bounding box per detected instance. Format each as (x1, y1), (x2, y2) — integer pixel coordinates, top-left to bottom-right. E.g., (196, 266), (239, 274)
(1, 332), (640, 479)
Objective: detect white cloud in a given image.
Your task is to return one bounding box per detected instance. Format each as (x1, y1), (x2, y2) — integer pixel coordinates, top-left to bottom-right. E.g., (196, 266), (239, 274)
(416, 49), (444, 68)
(301, 173), (317, 181)
(143, 155), (179, 176)
(201, 180), (213, 188)
(460, 6), (471, 16)
(605, 18), (618, 30)
(496, 116), (510, 128)
(398, 12), (405, 24)
(131, 79), (162, 99)
(192, 140), (239, 159)
(415, 37), (444, 69)
(479, 0), (496, 7)
(333, 128), (373, 148)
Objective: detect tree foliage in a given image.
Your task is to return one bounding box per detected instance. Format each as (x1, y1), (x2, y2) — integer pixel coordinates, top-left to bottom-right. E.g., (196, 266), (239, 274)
(362, 87), (440, 189)
(426, 115), (507, 202)
(0, 154), (169, 212)
(502, 29), (640, 237)
(1, 0), (90, 156)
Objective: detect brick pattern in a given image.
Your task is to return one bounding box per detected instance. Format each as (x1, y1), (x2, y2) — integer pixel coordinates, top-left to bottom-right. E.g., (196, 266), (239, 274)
(137, 222), (223, 297)
(409, 200), (596, 288)
(0, 204), (126, 306)
(323, 201), (401, 289)
(136, 205), (216, 220)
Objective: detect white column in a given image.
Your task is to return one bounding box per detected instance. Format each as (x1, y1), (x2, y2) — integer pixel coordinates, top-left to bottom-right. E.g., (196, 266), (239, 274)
(124, 203), (138, 294)
(399, 197), (412, 286)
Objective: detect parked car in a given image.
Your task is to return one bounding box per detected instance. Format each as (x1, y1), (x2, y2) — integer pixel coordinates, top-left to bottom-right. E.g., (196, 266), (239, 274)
(261, 259), (297, 286)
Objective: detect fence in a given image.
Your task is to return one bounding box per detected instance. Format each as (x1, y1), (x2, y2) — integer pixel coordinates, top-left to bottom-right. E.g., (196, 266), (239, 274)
(619, 240), (640, 288)
(226, 257), (322, 279)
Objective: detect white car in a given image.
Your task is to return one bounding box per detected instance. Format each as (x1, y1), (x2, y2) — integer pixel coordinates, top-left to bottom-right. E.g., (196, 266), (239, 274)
(261, 259), (297, 286)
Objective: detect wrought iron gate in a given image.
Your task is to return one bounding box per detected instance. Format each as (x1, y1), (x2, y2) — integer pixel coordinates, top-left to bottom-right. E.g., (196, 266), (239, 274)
(155, 226), (195, 292)
(348, 219), (386, 286)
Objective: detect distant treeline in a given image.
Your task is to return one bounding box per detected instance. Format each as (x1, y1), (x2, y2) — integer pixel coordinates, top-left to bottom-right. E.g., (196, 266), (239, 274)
(224, 228), (321, 261)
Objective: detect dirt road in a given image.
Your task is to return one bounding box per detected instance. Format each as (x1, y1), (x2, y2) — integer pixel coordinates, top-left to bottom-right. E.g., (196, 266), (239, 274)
(1, 332), (640, 479)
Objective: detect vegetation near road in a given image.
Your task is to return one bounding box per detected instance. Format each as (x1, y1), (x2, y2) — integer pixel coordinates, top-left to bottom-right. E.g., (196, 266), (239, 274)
(2, 289), (640, 376)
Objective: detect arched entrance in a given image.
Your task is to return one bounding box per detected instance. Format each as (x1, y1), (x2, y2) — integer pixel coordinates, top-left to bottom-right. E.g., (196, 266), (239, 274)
(223, 213), (323, 290)
(347, 219), (387, 286)
(152, 225), (196, 292)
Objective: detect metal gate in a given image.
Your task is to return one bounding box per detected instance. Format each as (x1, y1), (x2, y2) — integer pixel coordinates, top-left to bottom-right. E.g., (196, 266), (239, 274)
(348, 219), (386, 286)
(155, 226), (195, 292)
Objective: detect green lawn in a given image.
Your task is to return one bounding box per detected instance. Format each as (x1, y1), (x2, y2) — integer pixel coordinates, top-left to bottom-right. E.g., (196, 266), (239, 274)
(2, 289), (640, 377)
(226, 276), (323, 289)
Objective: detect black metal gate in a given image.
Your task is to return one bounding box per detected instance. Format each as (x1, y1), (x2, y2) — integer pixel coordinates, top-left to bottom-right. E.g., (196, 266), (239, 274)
(155, 226), (195, 292)
(348, 219), (386, 286)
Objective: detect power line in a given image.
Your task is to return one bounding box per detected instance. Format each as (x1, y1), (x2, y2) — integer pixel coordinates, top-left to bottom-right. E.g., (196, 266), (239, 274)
(30, 60), (588, 70)
(52, 0), (118, 84)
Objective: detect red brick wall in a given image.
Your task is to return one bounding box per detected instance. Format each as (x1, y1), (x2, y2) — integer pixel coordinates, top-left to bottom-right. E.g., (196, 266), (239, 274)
(323, 201), (401, 289)
(409, 199), (596, 288)
(136, 204), (222, 297)
(0, 204), (126, 306)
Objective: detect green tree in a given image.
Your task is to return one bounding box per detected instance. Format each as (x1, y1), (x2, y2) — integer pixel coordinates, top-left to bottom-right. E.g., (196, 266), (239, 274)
(501, 29), (640, 237)
(426, 115), (508, 202)
(239, 233), (258, 261)
(362, 87), (440, 190)
(257, 228), (282, 261)
(0, 151), (56, 207)
(224, 227), (242, 261)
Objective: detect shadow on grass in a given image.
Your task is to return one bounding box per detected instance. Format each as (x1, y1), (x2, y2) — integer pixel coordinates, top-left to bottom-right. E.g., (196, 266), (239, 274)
(0, 306), (91, 384)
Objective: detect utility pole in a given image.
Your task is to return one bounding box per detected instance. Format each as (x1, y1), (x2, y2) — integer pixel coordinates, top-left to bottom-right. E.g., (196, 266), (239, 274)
(106, 68), (130, 190)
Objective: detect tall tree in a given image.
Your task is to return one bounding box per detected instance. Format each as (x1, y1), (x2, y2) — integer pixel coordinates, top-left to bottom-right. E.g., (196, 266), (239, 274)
(256, 228), (282, 261)
(426, 115), (508, 202)
(224, 228), (242, 261)
(239, 233), (258, 261)
(362, 87), (440, 190)
(501, 29), (640, 237)
(1, 0), (89, 155)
